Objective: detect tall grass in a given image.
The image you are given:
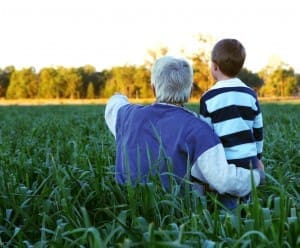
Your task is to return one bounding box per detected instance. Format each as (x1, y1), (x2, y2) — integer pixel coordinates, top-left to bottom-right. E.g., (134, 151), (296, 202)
(0, 103), (299, 247)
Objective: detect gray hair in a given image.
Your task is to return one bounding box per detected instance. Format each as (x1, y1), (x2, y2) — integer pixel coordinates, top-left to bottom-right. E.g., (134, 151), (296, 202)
(151, 56), (193, 104)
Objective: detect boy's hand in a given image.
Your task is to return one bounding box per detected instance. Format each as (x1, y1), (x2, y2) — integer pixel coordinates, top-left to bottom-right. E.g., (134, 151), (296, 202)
(257, 159), (265, 185)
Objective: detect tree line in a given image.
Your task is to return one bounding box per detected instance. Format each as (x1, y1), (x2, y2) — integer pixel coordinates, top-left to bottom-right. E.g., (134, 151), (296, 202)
(0, 43), (299, 99)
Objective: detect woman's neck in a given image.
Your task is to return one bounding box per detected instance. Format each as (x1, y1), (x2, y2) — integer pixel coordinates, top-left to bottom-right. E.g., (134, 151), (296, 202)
(156, 101), (184, 107)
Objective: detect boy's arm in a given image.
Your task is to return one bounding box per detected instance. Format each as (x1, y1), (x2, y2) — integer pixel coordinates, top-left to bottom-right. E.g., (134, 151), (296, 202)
(257, 159), (265, 185)
(104, 93), (129, 138)
(253, 105), (264, 159)
(199, 97), (213, 127)
(191, 143), (263, 197)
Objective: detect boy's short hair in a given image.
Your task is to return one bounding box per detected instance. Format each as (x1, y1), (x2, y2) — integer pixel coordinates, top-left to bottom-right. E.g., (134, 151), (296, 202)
(211, 39), (246, 77)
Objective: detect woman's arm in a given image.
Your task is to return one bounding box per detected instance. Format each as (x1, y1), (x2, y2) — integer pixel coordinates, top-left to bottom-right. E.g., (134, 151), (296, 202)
(104, 93), (129, 137)
(191, 143), (263, 197)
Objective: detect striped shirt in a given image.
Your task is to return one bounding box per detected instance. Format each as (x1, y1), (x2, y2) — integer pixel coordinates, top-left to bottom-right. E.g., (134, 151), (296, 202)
(200, 78), (263, 169)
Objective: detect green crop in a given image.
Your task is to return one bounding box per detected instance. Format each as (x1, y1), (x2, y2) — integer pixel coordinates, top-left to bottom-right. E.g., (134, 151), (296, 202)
(0, 103), (299, 247)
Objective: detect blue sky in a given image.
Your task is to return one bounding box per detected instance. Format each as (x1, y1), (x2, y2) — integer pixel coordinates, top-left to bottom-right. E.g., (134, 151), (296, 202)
(1, 0), (299, 73)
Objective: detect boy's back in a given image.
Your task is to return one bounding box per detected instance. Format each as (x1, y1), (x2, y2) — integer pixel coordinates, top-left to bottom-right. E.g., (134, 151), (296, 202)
(200, 77), (263, 169)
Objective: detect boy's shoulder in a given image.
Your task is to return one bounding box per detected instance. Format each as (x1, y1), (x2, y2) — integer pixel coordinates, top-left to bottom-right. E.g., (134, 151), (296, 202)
(211, 77), (249, 89)
(202, 78), (257, 100)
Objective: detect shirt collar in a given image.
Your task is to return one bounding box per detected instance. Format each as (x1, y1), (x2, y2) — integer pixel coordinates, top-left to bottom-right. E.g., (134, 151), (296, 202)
(211, 77), (248, 90)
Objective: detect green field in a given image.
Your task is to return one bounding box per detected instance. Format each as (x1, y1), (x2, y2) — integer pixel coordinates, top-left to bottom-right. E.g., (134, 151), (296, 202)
(0, 103), (299, 247)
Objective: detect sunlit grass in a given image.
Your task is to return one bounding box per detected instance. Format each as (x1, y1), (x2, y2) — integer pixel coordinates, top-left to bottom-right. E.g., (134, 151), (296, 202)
(0, 103), (299, 247)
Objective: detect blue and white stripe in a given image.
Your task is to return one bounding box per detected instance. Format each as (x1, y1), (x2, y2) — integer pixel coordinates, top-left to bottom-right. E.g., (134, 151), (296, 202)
(200, 78), (263, 167)
(205, 91), (258, 114)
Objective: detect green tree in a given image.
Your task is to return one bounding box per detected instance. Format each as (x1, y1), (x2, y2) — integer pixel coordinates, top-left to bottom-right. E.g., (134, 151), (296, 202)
(0, 66), (14, 98)
(237, 68), (264, 93)
(191, 54), (212, 96)
(60, 67), (82, 99)
(189, 34), (214, 97)
(259, 60), (298, 97)
(6, 67), (38, 99)
(144, 46), (169, 70)
(296, 73), (300, 95)
(55, 67), (69, 98)
(95, 70), (110, 98)
(38, 67), (60, 98)
(133, 65), (151, 98)
(78, 65), (96, 98)
(86, 82), (95, 99)
(103, 66), (136, 98)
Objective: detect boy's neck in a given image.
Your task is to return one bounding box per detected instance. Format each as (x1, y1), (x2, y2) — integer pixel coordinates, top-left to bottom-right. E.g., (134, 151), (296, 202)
(215, 74), (233, 81)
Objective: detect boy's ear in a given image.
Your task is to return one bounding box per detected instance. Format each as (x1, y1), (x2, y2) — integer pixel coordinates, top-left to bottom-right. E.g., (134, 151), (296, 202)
(212, 61), (218, 71)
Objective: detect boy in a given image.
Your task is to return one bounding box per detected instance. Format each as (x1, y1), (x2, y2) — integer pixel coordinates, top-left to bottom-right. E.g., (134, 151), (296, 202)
(199, 38), (264, 210)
